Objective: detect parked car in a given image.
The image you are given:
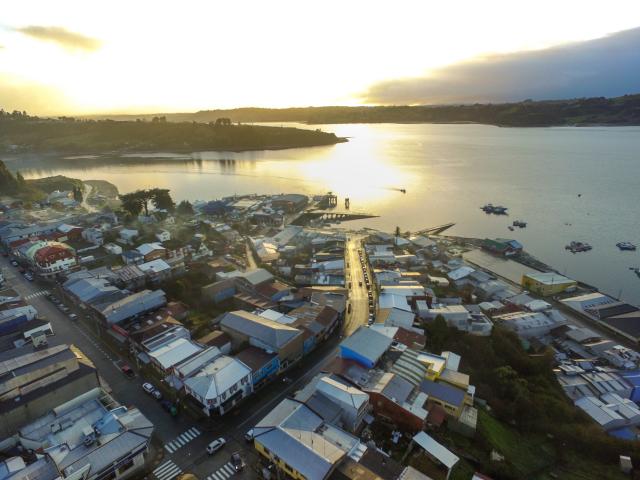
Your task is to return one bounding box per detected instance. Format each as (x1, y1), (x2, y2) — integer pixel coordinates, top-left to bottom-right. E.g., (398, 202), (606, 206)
(60, 305), (70, 313)
(24, 272), (34, 281)
(68, 313), (78, 321)
(231, 452), (246, 471)
(160, 400), (178, 416)
(206, 438), (226, 455)
(152, 389), (162, 400)
(142, 382), (156, 394)
(244, 428), (255, 442)
(120, 363), (135, 378)
(10, 260), (18, 267)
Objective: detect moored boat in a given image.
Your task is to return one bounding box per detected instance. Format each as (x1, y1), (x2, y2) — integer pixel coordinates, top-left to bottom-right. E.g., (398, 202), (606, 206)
(617, 242), (637, 251)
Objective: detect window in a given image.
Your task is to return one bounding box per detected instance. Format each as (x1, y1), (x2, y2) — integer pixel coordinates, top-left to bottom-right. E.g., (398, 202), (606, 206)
(221, 392), (226, 400)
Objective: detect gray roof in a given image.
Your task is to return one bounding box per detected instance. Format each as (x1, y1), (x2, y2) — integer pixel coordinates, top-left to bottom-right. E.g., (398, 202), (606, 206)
(339, 326), (393, 364)
(382, 373), (414, 403)
(64, 276), (122, 304)
(220, 311), (301, 349)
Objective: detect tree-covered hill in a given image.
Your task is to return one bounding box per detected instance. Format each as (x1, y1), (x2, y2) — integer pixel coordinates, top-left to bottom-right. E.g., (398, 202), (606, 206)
(0, 111), (345, 154)
(88, 94), (640, 127)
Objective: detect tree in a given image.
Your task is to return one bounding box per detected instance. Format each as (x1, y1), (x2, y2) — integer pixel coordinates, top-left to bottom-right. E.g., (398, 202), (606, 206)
(176, 200), (194, 216)
(16, 171), (26, 186)
(119, 188), (175, 217)
(150, 188), (175, 212)
(119, 191), (145, 216)
(425, 315), (449, 353)
(73, 186), (83, 202)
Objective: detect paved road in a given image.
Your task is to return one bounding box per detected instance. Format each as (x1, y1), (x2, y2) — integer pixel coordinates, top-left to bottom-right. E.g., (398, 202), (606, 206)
(344, 235), (370, 335)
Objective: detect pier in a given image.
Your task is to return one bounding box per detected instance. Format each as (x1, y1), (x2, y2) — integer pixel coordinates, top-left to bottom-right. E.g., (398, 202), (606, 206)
(414, 222), (456, 236)
(290, 209), (379, 226)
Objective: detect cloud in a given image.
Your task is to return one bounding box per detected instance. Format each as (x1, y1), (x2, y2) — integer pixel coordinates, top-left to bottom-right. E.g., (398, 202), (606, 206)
(363, 27), (640, 104)
(15, 25), (101, 52)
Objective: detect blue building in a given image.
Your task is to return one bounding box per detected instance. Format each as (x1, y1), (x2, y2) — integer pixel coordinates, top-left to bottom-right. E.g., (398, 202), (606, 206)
(339, 326), (393, 369)
(236, 346), (280, 388)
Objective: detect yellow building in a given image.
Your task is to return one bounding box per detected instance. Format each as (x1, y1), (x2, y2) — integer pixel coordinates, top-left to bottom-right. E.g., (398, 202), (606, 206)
(253, 398), (363, 480)
(521, 272), (577, 296)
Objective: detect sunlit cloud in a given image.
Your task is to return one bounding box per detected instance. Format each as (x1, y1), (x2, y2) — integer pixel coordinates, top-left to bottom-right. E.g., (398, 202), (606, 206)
(363, 27), (640, 105)
(14, 26), (101, 52)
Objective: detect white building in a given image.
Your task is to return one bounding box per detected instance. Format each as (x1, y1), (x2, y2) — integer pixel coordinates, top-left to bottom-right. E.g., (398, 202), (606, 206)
(494, 310), (567, 338)
(156, 229), (171, 242)
(103, 242), (123, 255)
(184, 355), (253, 416)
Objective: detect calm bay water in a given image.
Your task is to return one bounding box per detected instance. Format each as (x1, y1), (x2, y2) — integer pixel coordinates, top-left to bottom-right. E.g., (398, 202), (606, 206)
(6, 123), (640, 304)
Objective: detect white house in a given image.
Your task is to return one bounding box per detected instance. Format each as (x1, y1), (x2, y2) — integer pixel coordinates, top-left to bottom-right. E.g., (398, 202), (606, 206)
(156, 229), (171, 242)
(103, 243), (123, 255)
(184, 355), (253, 416)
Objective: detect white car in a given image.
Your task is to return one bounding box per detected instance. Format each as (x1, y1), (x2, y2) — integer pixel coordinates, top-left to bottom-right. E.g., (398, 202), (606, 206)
(206, 437), (226, 455)
(244, 428), (255, 442)
(142, 383), (156, 394)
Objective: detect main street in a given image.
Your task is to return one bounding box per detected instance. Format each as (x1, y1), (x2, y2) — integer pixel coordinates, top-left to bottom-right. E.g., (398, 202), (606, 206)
(344, 234), (371, 335)
(0, 255), (349, 480)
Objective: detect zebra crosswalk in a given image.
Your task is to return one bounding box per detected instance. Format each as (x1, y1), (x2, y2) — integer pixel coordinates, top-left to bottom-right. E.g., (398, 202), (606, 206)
(24, 289), (49, 300)
(205, 462), (236, 480)
(153, 460), (182, 480)
(164, 427), (201, 453)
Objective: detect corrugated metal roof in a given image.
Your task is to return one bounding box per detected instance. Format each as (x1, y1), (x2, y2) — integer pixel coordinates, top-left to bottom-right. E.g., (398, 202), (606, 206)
(340, 327), (393, 365)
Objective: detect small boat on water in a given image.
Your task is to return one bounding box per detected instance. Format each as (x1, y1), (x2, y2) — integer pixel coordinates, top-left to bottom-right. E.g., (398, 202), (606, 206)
(617, 242), (637, 251)
(566, 241), (592, 253)
(481, 204), (508, 215)
(508, 226), (515, 231)
(513, 220), (527, 228)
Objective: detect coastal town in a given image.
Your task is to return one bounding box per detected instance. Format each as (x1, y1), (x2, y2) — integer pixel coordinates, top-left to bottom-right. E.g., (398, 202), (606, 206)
(1, 178), (640, 480)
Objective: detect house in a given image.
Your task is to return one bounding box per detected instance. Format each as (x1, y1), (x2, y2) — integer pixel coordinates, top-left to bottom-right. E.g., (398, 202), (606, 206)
(183, 355), (253, 416)
(575, 393), (640, 431)
(481, 238), (523, 256)
(294, 374), (370, 432)
(375, 307), (416, 330)
(147, 337), (204, 373)
(138, 258), (172, 283)
(119, 228), (138, 244)
(103, 242), (123, 255)
(270, 193), (308, 212)
(82, 227), (104, 245)
(7, 387), (153, 480)
(136, 242), (166, 262)
(419, 379), (466, 418)
(339, 326), (393, 369)
(196, 330), (232, 354)
(521, 272), (577, 296)
(412, 431), (460, 480)
(122, 249), (144, 265)
(156, 229), (171, 242)
(253, 398), (366, 480)
(235, 346), (280, 388)
(288, 304), (340, 350)
(220, 310), (304, 369)
(363, 371), (428, 432)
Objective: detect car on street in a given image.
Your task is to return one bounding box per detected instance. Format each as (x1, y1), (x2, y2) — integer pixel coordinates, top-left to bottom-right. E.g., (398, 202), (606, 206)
(60, 305), (70, 313)
(120, 363), (135, 378)
(244, 428), (255, 442)
(68, 313), (78, 321)
(160, 400), (178, 416)
(206, 437), (226, 455)
(10, 260), (18, 267)
(142, 382), (156, 394)
(231, 452), (246, 471)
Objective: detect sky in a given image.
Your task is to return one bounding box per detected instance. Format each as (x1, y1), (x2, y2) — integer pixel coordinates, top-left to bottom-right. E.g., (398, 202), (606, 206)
(1, 0), (640, 115)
